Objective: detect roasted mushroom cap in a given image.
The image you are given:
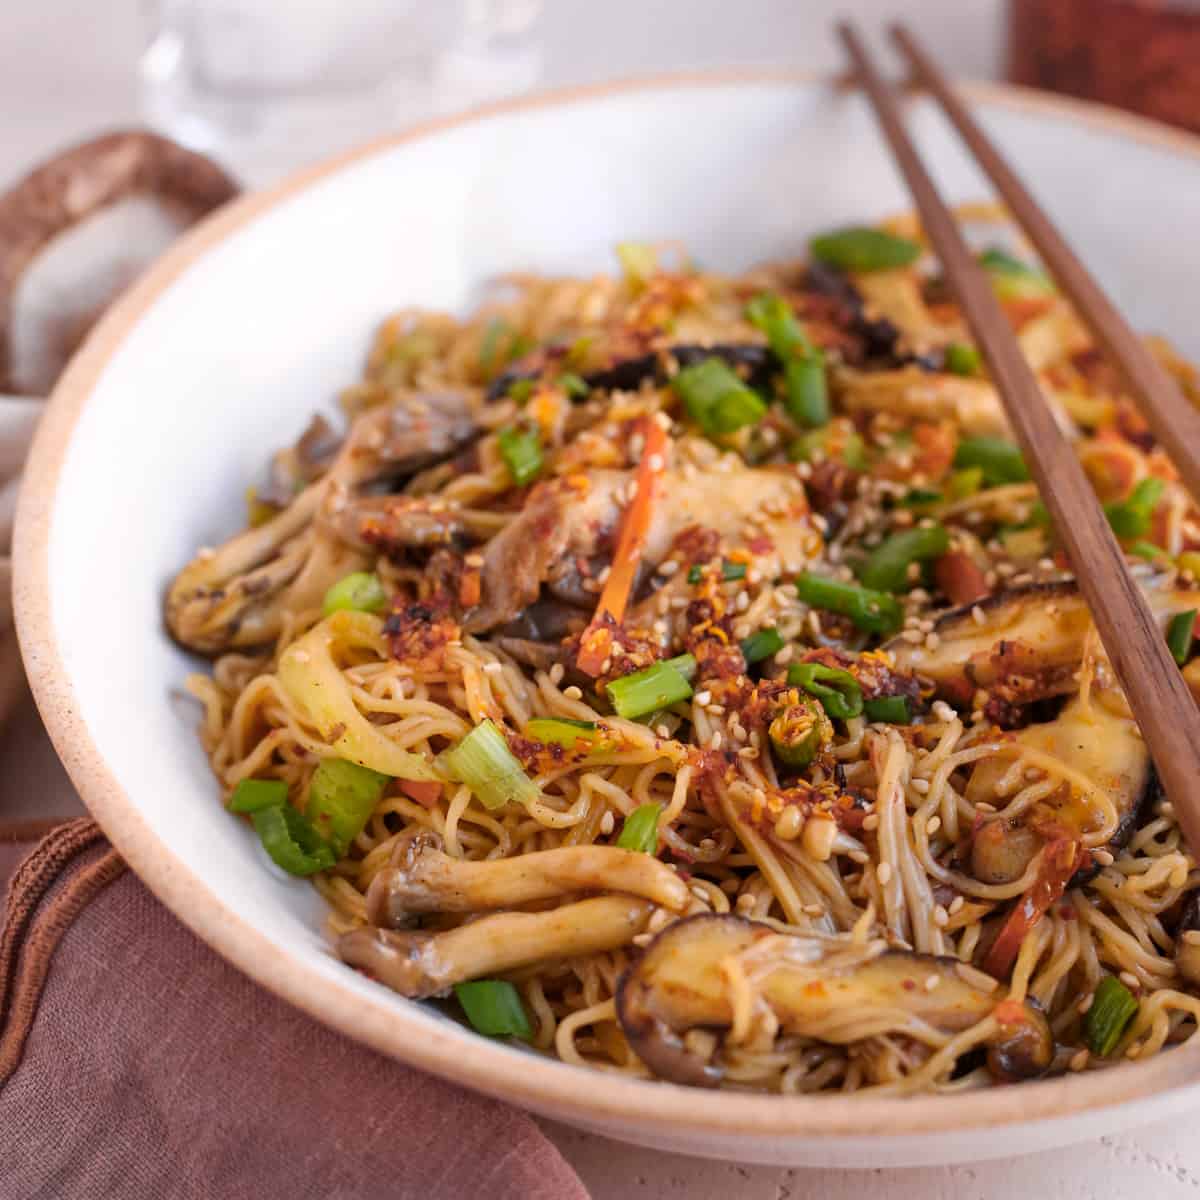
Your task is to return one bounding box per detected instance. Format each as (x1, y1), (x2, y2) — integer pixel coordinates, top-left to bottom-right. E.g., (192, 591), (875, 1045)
(615, 914), (1051, 1087)
(967, 688), (1154, 885)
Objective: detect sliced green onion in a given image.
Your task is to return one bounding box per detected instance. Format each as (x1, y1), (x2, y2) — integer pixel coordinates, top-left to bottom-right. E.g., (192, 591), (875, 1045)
(1130, 540), (1169, 562)
(687, 560), (748, 584)
(1105, 477), (1165, 540)
(606, 655), (696, 720)
(616, 241), (657, 289)
(1085, 975), (1139, 1057)
(672, 359), (767, 437)
(479, 317), (531, 378)
(746, 292), (812, 359)
(558, 371), (589, 398)
(617, 802), (662, 854)
(250, 804), (336, 877)
(899, 487), (943, 509)
(322, 572), (388, 617)
(943, 342), (981, 376)
(228, 777), (289, 814)
(857, 525), (950, 593)
(783, 355), (829, 428)
(525, 716), (600, 749)
(436, 720), (540, 811)
(864, 695), (912, 724)
(768, 696), (831, 768)
(1179, 551), (1200, 579)
(788, 427), (867, 470)
(795, 572), (903, 636)
(455, 980), (533, 1040)
(1167, 610), (1197, 666)
(947, 466), (984, 500)
(507, 377), (535, 403)
(497, 425), (544, 487)
(787, 662), (864, 721)
(1000, 526), (1048, 560)
(954, 437), (1030, 486)
(741, 627), (784, 665)
(306, 758), (390, 854)
(810, 226), (921, 272)
(979, 247), (1055, 300)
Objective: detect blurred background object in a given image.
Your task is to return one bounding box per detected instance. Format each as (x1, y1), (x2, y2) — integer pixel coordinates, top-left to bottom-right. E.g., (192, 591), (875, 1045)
(1009, 0), (1200, 134)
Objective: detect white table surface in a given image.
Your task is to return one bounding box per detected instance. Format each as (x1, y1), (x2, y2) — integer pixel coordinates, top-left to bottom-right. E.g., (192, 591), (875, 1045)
(5, 2), (1200, 1195)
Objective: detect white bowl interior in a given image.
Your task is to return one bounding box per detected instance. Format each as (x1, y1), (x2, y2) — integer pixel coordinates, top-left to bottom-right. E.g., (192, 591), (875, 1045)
(30, 78), (1200, 1165)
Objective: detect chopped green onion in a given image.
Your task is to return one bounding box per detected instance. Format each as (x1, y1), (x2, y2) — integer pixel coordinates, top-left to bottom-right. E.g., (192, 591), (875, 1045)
(857, 525), (950, 593)
(1105, 477), (1165, 540)
(525, 716), (600, 749)
(864, 695), (912, 724)
(943, 342), (981, 376)
(687, 560), (748, 584)
(1085, 975), (1139, 1057)
(507, 378), (535, 403)
(616, 241), (658, 288)
(768, 696), (831, 767)
(810, 226), (921, 272)
(436, 720), (540, 811)
(1130, 540), (1169, 562)
(306, 758), (390, 854)
(1167, 610), (1197, 666)
(322, 572), (388, 617)
(954, 437), (1030, 486)
(250, 804), (336, 876)
(672, 359), (767, 437)
(978, 247), (1055, 300)
(228, 778), (289, 813)
(789, 427), (867, 470)
(479, 317), (533, 378)
(746, 292), (812, 359)
(558, 371), (589, 398)
(899, 487), (943, 509)
(606, 655), (696, 720)
(783, 355), (829, 428)
(497, 425), (544, 487)
(795, 572), (903, 636)
(947, 466), (984, 500)
(1000, 526), (1048, 560)
(455, 980), (533, 1040)
(617, 803), (662, 854)
(1179, 551), (1200, 579)
(787, 662), (864, 721)
(741, 627), (784, 665)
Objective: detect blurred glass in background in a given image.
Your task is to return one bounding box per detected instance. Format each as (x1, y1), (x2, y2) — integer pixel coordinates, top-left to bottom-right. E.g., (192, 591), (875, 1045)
(140, 0), (543, 182)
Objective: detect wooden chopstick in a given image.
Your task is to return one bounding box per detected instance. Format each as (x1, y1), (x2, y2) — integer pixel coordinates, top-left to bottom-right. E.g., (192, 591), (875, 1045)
(836, 21), (1200, 854)
(889, 22), (1200, 503)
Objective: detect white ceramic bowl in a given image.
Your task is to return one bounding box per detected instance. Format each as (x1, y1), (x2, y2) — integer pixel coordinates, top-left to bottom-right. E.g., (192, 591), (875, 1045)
(16, 73), (1200, 1168)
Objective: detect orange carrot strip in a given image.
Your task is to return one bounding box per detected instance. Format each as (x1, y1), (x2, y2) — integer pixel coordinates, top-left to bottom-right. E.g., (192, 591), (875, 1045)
(577, 416), (668, 676)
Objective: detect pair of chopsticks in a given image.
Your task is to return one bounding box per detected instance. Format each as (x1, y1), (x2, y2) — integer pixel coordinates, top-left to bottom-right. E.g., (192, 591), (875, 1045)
(837, 23), (1200, 852)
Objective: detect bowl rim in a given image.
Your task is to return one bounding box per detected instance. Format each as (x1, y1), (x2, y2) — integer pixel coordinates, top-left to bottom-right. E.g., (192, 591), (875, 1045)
(15, 68), (1200, 1142)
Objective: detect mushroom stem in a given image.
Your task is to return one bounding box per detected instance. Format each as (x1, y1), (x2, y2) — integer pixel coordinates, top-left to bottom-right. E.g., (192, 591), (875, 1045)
(339, 895), (654, 998)
(367, 833), (691, 925)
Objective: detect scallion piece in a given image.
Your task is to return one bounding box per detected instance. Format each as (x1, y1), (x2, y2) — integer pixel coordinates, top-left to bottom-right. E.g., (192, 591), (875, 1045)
(978, 247), (1055, 300)
(768, 696), (831, 768)
(1130, 540), (1168, 562)
(507, 378), (535, 403)
(497, 425), (544, 487)
(228, 777), (289, 813)
(455, 980), (533, 1040)
(606, 655), (696, 720)
(558, 371), (589, 398)
(436, 720), (540, 811)
(250, 804), (337, 877)
(857, 524), (950, 593)
(899, 487), (943, 509)
(617, 802), (662, 854)
(741, 627), (784, 665)
(1179, 552), (1200, 579)
(810, 226), (921, 272)
(479, 318), (532, 378)
(795, 572), (902, 636)
(1085, 975), (1139, 1057)
(687, 560), (748, 584)
(306, 758), (390, 854)
(672, 359), (767, 437)
(947, 466), (984, 500)
(322, 572), (388, 617)
(1104, 477), (1165, 540)
(746, 292), (811, 360)
(864, 695), (912, 724)
(943, 342), (981, 376)
(525, 716), (600, 749)
(1167, 610), (1197, 666)
(954, 437), (1030, 486)
(788, 427), (867, 470)
(783, 355), (829, 428)
(787, 662), (864, 720)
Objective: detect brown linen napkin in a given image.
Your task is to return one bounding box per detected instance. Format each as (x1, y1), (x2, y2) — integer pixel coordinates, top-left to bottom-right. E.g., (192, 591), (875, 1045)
(0, 820), (589, 1200)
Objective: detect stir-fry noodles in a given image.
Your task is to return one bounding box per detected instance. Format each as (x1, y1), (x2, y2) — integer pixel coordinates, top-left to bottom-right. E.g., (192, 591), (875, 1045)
(171, 214), (1200, 1093)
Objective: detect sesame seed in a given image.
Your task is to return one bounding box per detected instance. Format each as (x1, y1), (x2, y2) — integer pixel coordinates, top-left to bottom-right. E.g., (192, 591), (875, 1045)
(709, 731), (723, 750)
(1182, 930), (1200, 946)
(735, 591), (750, 612)
(949, 895), (965, 915)
(464, 552), (485, 567)
(926, 815), (941, 835)
(932, 700), (956, 723)
(924, 974), (941, 992)
(690, 885), (708, 902)
(599, 811), (615, 835)
(483, 661), (503, 675)
(803, 903), (824, 917)
(549, 663), (565, 684)
(657, 559), (679, 576)
(876, 862), (893, 886)
(563, 686), (583, 700)
(1093, 849), (1114, 866)
(655, 723), (671, 738)
(1068, 1048), (1089, 1072)
(632, 932), (654, 947)
(862, 813), (880, 831)
(1119, 971), (1140, 991)
(933, 905), (949, 928)
(924, 632), (941, 651)
(735, 893), (756, 914)
(647, 453), (664, 471)
(911, 778), (930, 794)
(694, 690), (712, 706)
(774, 807), (803, 840)
(1078, 993), (1094, 1015)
